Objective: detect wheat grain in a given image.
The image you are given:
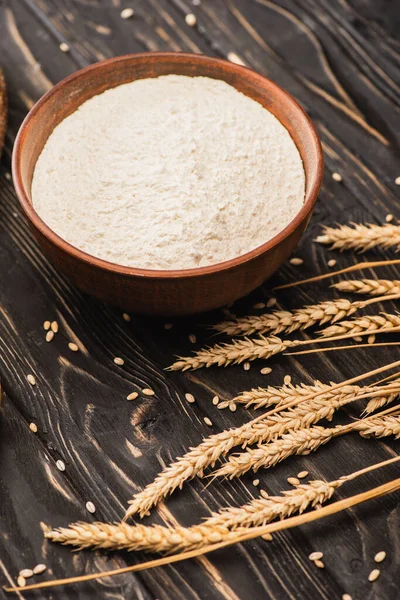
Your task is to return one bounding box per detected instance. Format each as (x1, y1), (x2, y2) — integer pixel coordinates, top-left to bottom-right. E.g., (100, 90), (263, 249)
(368, 569), (380, 582)
(8, 476), (400, 593)
(213, 412), (400, 479)
(374, 551), (386, 563)
(332, 279), (400, 296)
(315, 223), (400, 252)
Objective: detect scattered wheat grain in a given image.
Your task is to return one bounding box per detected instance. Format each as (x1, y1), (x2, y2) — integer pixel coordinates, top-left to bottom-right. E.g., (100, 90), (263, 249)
(123, 313), (131, 322)
(189, 334), (197, 344)
(227, 52), (245, 66)
(309, 551), (323, 561)
(253, 303), (266, 309)
(342, 595), (352, 600)
(332, 172), (342, 182)
(298, 471), (309, 479)
(17, 576), (26, 588)
(395, 176), (400, 185)
(185, 13), (196, 26)
(142, 388), (155, 396)
(27, 374), (36, 386)
(284, 375), (291, 385)
(243, 361), (251, 371)
(368, 334), (376, 344)
(386, 214), (394, 223)
(252, 479), (259, 486)
(56, 460), (65, 472)
(114, 357), (124, 366)
(68, 342), (79, 352)
(354, 336), (363, 342)
(229, 403), (237, 412)
(204, 417), (212, 426)
(45, 330), (54, 342)
(374, 551), (386, 563)
(185, 393), (195, 404)
(127, 392), (139, 401)
(328, 259), (337, 267)
(314, 559), (325, 568)
(267, 298), (277, 308)
(43, 321), (50, 330)
(51, 321), (58, 333)
(290, 257), (303, 265)
(29, 423), (38, 433)
(59, 42), (70, 52)
(260, 367), (272, 375)
(368, 569), (380, 582)
(19, 569), (33, 579)
(212, 396), (219, 406)
(33, 564), (46, 575)
(86, 501), (96, 514)
(120, 7), (134, 18)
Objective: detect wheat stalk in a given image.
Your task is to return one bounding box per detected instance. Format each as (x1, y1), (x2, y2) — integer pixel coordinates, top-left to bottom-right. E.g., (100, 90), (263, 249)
(8, 477), (400, 592)
(332, 279), (400, 296)
(315, 223), (400, 252)
(126, 361), (400, 519)
(169, 313), (400, 371)
(212, 410), (400, 479)
(46, 456), (400, 555)
(274, 259), (400, 291)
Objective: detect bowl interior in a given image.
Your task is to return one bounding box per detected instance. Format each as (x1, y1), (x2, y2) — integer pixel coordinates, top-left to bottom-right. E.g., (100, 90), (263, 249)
(14, 53), (322, 276)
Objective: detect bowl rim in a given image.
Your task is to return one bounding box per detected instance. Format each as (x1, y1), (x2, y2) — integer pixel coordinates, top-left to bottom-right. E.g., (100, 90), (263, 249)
(12, 52), (323, 280)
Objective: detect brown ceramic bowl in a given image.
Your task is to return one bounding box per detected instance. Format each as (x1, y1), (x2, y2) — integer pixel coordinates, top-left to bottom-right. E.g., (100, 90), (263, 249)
(12, 52), (323, 316)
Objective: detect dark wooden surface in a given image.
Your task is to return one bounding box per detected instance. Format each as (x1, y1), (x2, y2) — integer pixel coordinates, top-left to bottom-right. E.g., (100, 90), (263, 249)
(0, 1), (399, 599)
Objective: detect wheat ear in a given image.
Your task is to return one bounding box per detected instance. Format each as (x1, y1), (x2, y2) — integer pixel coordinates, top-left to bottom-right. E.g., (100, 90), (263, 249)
(46, 456), (400, 554)
(212, 409), (400, 479)
(124, 384), (392, 520)
(229, 379), (400, 412)
(318, 312), (400, 338)
(315, 223), (400, 252)
(169, 313), (400, 370)
(126, 361), (400, 519)
(9, 478), (400, 592)
(213, 294), (399, 337)
(204, 455), (400, 530)
(332, 279), (400, 296)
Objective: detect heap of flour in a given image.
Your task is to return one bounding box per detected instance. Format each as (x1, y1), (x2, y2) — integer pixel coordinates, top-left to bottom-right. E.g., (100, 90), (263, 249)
(32, 75), (305, 270)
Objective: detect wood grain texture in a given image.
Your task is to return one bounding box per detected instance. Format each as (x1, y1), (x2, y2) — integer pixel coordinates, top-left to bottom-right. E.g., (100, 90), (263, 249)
(0, 1), (399, 599)
(0, 68), (6, 156)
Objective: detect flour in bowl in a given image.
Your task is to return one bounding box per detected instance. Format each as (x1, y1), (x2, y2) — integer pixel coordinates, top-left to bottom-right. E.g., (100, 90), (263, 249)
(32, 75), (305, 270)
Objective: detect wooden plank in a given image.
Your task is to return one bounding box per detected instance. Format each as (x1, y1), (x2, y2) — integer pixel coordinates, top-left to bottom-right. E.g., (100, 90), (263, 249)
(0, 1), (399, 599)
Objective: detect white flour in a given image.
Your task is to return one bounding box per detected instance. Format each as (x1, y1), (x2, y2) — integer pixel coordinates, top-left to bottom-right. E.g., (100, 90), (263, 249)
(32, 75), (305, 270)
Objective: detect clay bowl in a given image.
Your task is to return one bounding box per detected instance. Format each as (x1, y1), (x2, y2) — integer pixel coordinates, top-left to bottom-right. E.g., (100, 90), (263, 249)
(12, 52), (323, 316)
